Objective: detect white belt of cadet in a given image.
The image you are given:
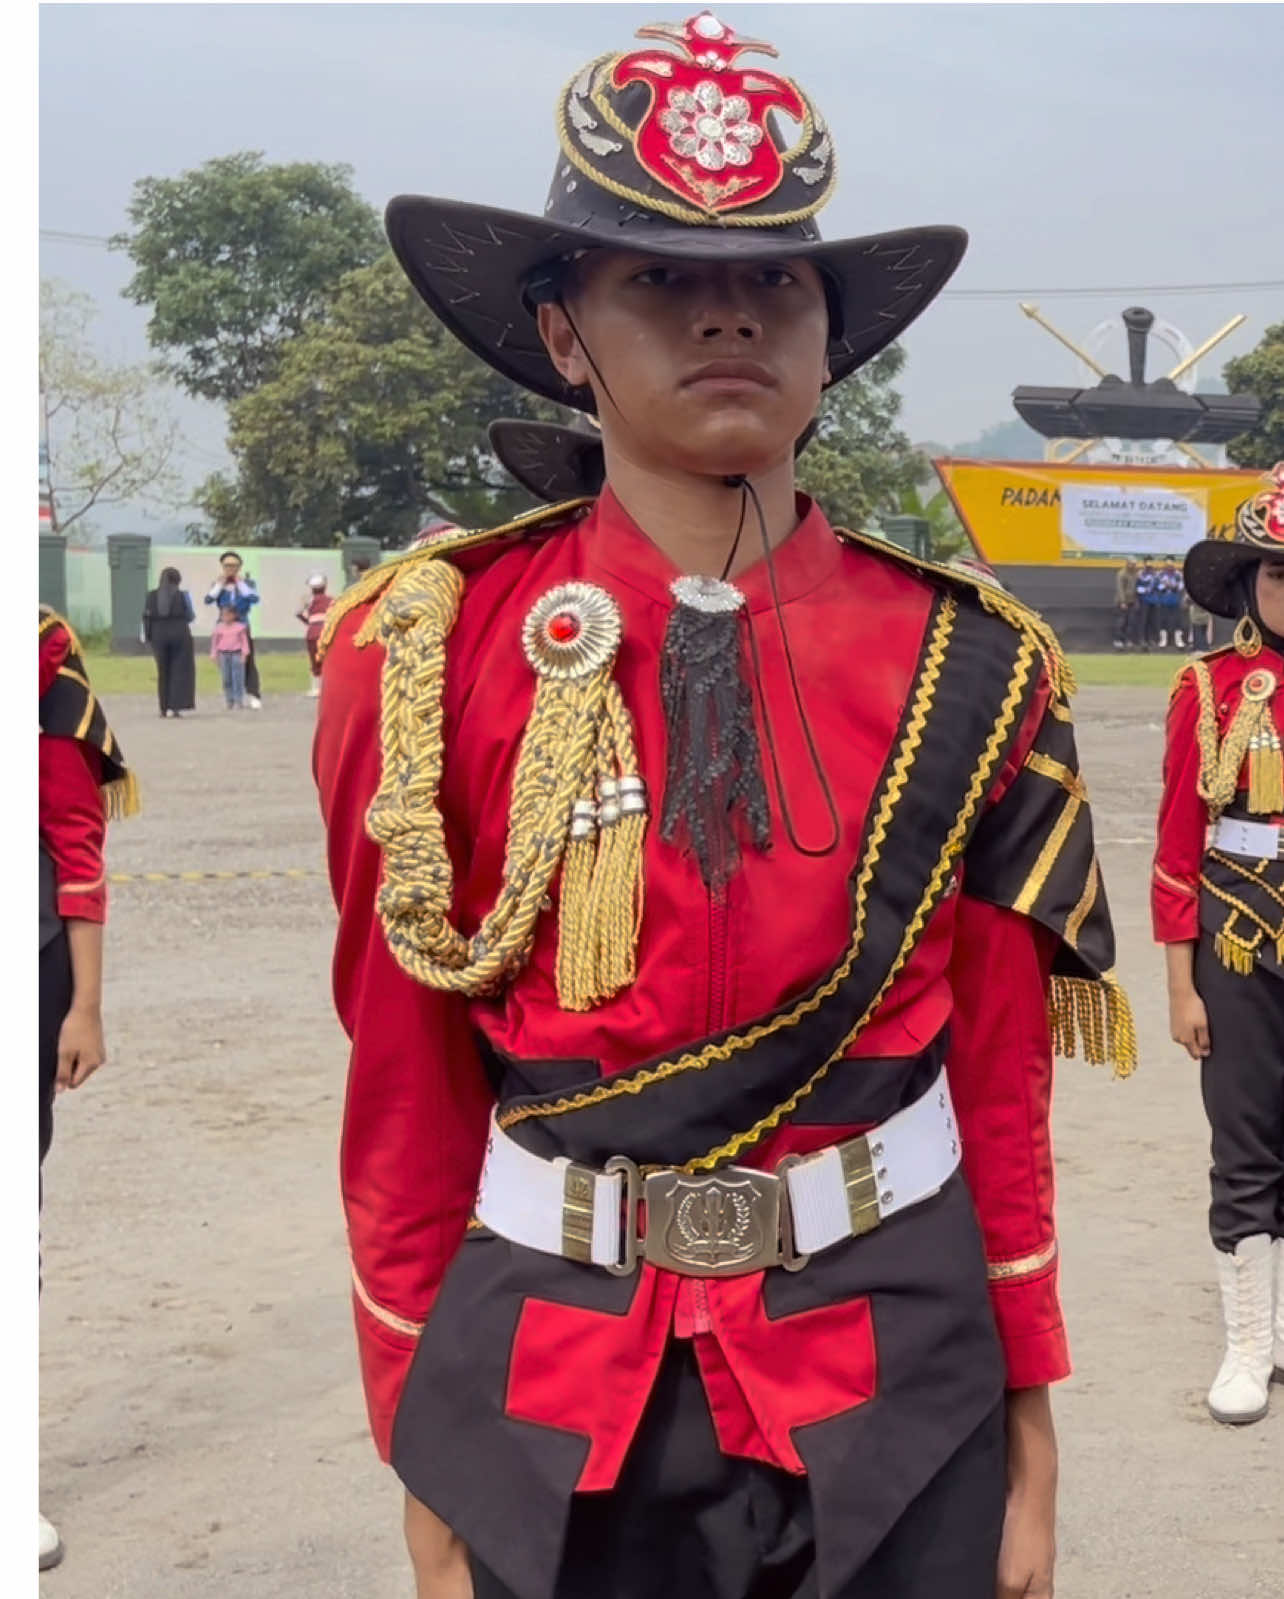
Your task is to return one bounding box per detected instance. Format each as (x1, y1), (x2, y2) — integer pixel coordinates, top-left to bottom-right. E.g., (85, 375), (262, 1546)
(475, 1066), (961, 1269)
(1212, 816), (1284, 861)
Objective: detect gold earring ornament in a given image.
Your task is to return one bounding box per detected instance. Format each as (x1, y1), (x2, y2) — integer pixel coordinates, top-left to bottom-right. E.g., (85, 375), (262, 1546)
(1234, 613), (1263, 659)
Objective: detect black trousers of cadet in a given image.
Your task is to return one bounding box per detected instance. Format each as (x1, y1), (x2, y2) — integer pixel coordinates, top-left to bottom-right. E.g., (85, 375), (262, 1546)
(40, 932), (73, 1170)
(1197, 944), (1284, 1250)
(470, 1344), (1006, 1599)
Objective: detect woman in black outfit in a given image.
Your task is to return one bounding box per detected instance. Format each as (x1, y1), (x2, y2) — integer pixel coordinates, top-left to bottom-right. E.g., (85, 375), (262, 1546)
(142, 567), (196, 718)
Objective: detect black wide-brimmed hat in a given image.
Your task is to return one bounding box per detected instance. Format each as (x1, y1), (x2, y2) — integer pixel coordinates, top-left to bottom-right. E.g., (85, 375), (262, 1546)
(1184, 463), (1284, 618)
(488, 413), (820, 503)
(387, 11), (967, 414)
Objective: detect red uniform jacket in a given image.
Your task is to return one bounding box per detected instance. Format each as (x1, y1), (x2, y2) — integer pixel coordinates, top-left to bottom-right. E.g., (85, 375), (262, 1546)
(1152, 644), (1284, 944)
(316, 492), (1076, 1470)
(39, 622), (107, 925)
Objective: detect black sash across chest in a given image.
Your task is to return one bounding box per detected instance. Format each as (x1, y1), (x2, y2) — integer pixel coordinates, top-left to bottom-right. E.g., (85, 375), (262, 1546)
(498, 592), (1040, 1171)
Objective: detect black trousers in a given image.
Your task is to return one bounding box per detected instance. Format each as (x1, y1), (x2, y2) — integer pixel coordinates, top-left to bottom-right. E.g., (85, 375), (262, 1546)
(244, 629), (261, 699)
(1197, 942), (1284, 1250)
(40, 932), (73, 1169)
(470, 1344), (1006, 1599)
(151, 632), (196, 714)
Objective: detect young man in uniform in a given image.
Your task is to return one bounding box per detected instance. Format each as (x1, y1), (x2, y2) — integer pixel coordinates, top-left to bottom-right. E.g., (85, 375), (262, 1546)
(314, 14), (1134, 1598)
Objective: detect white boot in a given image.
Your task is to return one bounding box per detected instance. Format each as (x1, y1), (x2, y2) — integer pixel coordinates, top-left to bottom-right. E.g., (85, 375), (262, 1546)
(1274, 1238), (1284, 1382)
(1208, 1234), (1275, 1424)
(306, 679), (320, 699)
(39, 1512), (63, 1570)
(1158, 628), (1169, 648)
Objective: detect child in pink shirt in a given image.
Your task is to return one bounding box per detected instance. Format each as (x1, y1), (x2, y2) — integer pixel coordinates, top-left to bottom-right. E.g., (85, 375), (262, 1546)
(210, 606), (251, 709)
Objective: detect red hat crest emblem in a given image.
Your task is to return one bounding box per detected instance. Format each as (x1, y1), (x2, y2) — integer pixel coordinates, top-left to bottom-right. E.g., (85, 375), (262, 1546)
(613, 13), (810, 214)
(1256, 463), (1284, 543)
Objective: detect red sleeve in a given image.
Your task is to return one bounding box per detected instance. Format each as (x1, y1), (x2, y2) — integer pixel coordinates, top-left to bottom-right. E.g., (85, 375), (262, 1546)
(39, 735), (107, 924)
(1151, 669), (1205, 943)
(313, 606), (494, 1461)
(947, 895), (1068, 1389)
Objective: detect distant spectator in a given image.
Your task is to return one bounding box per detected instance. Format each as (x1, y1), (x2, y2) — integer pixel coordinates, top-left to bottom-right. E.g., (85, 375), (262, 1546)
(1113, 558), (1140, 650)
(142, 567), (196, 718)
(1136, 558), (1160, 650)
(1187, 597), (1215, 653)
(205, 552), (262, 709)
(296, 574), (334, 700)
(210, 604), (251, 710)
(1156, 556), (1185, 649)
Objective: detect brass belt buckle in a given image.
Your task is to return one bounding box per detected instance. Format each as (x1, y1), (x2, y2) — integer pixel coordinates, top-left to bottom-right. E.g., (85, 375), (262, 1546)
(641, 1167), (783, 1277)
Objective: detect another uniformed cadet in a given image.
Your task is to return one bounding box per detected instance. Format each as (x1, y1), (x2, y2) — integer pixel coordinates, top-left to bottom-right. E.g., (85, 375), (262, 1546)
(1154, 461), (1284, 1426)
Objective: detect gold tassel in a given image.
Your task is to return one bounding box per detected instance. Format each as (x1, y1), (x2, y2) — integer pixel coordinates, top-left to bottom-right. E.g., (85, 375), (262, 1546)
(1048, 971), (1138, 1079)
(561, 683), (649, 1010)
(584, 775), (648, 1001)
(102, 769), (141, 820)
(555, 796), (600, 1012)
(1248, 722), (1284, 815)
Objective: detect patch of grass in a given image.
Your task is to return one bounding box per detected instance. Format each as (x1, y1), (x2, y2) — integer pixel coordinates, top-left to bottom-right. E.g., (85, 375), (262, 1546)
(1068, 652), (1195, 688)
(85, 647), (1193, 699)
(85, 650), (314, 699)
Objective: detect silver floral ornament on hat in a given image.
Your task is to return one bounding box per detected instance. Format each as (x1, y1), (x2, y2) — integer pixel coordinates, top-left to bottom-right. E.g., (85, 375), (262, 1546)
(522, 582), (622, 680)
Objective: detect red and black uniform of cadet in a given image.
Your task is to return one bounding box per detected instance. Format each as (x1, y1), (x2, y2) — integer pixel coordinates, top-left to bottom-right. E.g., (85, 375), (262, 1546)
(1155, 464), (1284, 1253)
(314, 13), (1135, 1599)
(38, 607), (138, 1166)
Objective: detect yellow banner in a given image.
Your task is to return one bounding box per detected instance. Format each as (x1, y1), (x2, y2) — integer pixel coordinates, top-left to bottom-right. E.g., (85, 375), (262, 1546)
(934, 459), (1262, 566)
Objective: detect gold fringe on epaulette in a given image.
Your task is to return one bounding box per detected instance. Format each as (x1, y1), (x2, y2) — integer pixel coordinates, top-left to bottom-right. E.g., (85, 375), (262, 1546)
(1048, 970), (1137, 1078)
(102, 770), (141, 821)
(974, 586), (1076, 701)
(364, 550), (645, 1011)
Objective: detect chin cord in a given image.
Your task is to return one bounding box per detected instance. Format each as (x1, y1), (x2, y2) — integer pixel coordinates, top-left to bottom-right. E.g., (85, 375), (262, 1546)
(554, 295), (838, 870)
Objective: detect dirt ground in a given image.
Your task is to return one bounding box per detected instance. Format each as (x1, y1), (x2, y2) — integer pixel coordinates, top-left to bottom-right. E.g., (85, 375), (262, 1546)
(38, 681), (1283, 1598)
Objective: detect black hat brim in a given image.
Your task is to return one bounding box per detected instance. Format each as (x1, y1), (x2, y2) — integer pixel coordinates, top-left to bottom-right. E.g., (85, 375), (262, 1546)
(488, 420), (605, 503)
(386, 196), (967, 413)
(1183, 540), (1267, 619)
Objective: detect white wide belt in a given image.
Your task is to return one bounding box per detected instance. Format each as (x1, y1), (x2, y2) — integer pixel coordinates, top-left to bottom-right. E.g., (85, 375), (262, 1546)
(1211, 816), (1284, 861)
(475, 1068), (962, 1278)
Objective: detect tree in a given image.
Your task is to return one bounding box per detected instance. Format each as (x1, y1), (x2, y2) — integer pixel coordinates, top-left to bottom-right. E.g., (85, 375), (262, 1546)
(796, 344), (922, 529)
(191, 254), (561, 547)
(897, 475), (970, 562)
(113, 152), (384, 403)
(39, 279), (182, 537)
(1224, 323), (1284, 467)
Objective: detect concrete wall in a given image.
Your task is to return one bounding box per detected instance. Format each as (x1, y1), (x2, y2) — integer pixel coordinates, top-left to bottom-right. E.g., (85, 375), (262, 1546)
(64, 544), (375, 645)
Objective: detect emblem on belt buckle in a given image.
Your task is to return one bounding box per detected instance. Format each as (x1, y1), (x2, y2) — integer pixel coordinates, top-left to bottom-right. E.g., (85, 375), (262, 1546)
(643, 1169), (781, 1276)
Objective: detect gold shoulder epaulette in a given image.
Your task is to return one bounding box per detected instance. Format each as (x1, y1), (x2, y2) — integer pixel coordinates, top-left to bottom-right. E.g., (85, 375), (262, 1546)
(835, 526), (1074, 700)
(316, 497), (592, 663)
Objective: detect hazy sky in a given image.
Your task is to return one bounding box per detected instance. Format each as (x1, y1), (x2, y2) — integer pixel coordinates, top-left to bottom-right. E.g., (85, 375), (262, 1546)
(39, 2), (1284, 515)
